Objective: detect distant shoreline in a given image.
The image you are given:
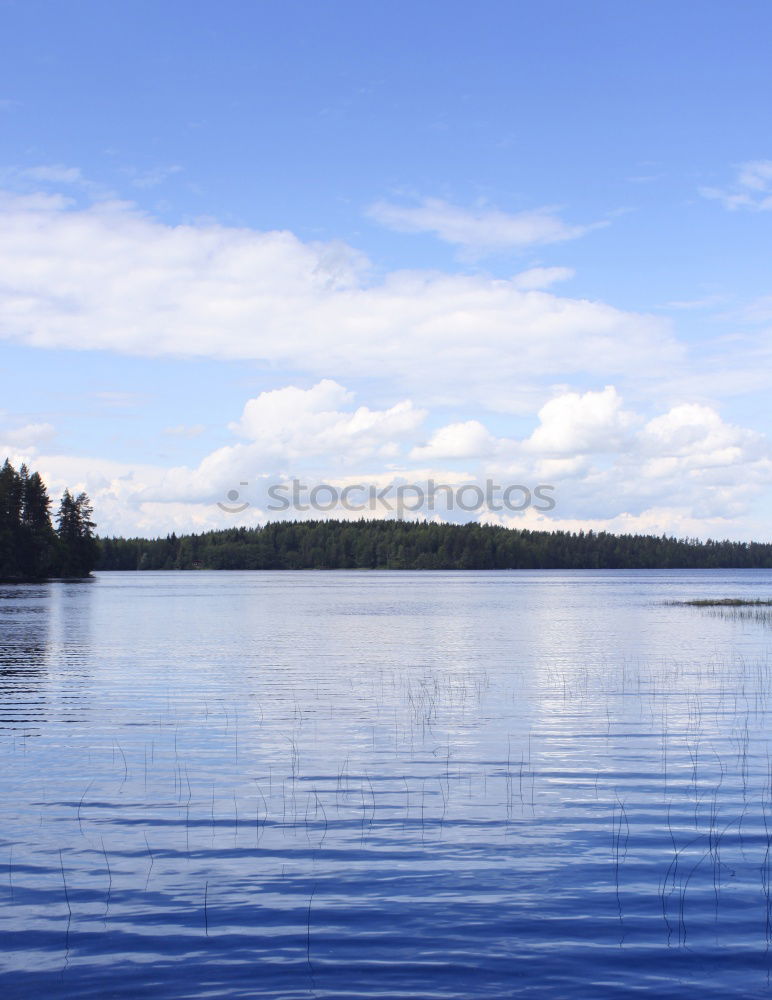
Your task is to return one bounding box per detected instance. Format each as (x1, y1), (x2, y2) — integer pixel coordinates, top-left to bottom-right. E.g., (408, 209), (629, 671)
(96, 520), (772, 572)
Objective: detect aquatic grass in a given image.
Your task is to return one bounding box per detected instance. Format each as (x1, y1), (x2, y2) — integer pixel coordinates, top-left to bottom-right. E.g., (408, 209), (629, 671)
(100, 838), (111, 925)
(672, 598), (772, 607)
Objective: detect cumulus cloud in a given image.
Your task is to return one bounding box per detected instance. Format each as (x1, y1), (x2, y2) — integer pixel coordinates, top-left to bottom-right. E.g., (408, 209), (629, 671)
(5, 381), (769, 540)
(103, 381), (422, 511)
(408, 386), (640, 466)
(229, 379), (426, 463)
(367, 196), (602, 252)
(482, 391), (772, 525)
(523, 386), (637, 455)
(638, 404), (767, 486)
(410, 420), (497, 461)
(701, 160), (772, 211)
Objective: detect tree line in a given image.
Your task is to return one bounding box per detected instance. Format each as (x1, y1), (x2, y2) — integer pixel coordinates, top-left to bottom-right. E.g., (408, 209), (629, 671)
(97, 519), (772, 571)
(0, 459), (99, 580)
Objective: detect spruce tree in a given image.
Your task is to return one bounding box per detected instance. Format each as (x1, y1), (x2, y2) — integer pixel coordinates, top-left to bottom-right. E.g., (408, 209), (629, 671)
(20, 470), (57, 577)
(0, 459), (23, 577)
(0, 459), (94, 579)
(56, 488), (98, 576)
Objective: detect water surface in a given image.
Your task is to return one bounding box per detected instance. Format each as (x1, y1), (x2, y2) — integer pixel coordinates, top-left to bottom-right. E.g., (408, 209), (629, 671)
(2, 569), (772, 998)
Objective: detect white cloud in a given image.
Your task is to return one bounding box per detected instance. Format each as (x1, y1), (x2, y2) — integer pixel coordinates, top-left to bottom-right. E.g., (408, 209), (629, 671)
(0, 422), (56, 448)
(738, 161), (772, 192)
(0, 189), (679, 411)
(19, 164), (85, 185)
(701, 160), (772, 211)
(512, 266), (575, 290)
(0, 181), (769, 541)
(229, 379), (426, 463)
(481, 505), (768, 543)
(407, 387), (638, 465)
(367, 196), (602, 251)
(638, 404), (766, 483)
(410, 420), (496, 461)
(524, 386), (637, 455)
(3, 381), (768, 540)
(482, 391), (772, 525)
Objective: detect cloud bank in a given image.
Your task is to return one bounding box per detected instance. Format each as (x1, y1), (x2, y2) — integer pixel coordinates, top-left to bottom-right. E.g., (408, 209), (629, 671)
(1, 182), (770, 541)
(0, 190), (678, 410)
(2, 382), (768, 540)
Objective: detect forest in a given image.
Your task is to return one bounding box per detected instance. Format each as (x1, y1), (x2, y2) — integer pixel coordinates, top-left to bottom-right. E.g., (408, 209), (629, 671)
(0, 459), (99, 580)
(97, 519), (772, 571)
(5, 453), (770, 576)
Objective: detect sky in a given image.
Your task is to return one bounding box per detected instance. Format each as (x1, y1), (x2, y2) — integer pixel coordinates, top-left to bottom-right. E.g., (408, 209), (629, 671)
(1, 0), (771, 539)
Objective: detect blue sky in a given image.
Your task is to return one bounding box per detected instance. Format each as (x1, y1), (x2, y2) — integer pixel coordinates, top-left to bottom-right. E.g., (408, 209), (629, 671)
(1, 1), (771, 538)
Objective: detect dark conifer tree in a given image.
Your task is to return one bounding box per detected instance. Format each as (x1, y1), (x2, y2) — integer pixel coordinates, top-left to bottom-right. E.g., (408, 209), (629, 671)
(95, 518), (772, 572)
(0, 458), (98, 579)
(0, 459), (24, 577)
(56, 488), (99, 577)
(19, 470), (57, 577)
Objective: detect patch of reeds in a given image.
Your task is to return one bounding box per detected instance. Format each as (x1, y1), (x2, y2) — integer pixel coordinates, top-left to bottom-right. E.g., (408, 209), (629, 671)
(671, 598), (772, 607)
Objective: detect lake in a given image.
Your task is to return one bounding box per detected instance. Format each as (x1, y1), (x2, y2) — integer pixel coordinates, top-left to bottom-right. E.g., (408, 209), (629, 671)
(2, 569), (772, 998)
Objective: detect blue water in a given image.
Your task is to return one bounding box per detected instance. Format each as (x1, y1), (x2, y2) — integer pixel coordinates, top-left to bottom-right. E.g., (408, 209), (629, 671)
(2, 569), (772, 998)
